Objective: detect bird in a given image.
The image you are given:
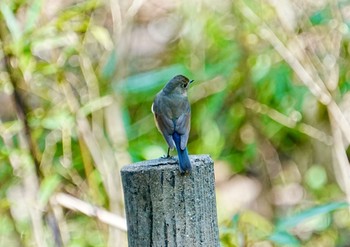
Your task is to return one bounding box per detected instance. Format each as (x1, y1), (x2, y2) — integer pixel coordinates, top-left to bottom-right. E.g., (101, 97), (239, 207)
(152, 75), (194, 174)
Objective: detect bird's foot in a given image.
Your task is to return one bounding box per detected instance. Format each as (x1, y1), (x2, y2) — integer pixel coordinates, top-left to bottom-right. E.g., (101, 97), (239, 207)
(161, 154), (175, 159)
(179, 168), (192, 176)
(160, 147), (174, 159)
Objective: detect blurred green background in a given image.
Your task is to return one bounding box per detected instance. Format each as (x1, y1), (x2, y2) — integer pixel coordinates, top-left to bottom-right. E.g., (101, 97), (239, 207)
(1, 0), (350, 246)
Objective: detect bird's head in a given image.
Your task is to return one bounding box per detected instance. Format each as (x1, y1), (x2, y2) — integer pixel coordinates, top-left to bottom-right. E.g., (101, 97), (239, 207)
(163, 75), (194, 95)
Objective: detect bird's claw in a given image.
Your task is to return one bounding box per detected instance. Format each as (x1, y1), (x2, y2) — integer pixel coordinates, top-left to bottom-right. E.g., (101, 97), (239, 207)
(161, 154), (175, 159)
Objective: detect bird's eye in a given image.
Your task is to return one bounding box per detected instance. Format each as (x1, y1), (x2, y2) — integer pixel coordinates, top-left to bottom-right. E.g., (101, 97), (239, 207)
(182, 83), (188, 88)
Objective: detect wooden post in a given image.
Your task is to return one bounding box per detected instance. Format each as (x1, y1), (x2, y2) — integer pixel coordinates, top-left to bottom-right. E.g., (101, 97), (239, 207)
(121, 154), (220, 247)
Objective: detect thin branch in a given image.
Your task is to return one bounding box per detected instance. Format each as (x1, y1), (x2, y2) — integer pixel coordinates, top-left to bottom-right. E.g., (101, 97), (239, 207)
(329, 114), (350, 206)
(0, 40), (42, 179)
(238, 1), (350, 144)
(244, 98), (333, 145)
(53, 193), (127, 232)
(239, 1), (350, 206)
(0, 12), (66, 247)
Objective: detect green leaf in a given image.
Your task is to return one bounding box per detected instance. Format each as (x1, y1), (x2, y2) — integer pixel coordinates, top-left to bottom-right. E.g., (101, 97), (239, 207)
(114, 64), (190, 93)
(269, 231), (301, 246)
(101, 50), (117, 80)
(276, 202), (348, 230)
(91, 26), (113, 50)
(305, 165), (327, 190)
(238, 211), (274, 241)
(41, 110), (74, 130)
(38, 175), (61, 206)
(25, 0), (43, 31)
(309, 6), (331, 26)
(79, 96), (113, 116)
(0, 2), (21, 41)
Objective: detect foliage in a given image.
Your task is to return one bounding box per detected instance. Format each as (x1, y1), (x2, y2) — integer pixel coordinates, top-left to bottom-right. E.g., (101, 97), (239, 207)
(1, 0), (350, 246)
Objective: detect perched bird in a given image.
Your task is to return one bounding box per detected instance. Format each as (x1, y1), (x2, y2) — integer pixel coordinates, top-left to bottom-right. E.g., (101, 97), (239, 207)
(152, 75), (194, 174)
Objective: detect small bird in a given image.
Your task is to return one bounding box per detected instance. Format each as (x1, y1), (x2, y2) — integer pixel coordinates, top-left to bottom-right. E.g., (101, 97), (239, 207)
(152, 75), (194, 174)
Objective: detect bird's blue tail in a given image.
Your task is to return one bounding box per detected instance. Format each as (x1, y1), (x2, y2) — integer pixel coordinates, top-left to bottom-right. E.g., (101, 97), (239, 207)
(172, 132), (191, 174)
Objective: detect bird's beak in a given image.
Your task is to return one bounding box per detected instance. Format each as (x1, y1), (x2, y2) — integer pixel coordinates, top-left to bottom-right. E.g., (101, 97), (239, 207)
(189, 79), (194, 84)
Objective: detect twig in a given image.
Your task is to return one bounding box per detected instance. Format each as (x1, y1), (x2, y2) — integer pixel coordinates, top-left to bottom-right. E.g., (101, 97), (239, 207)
(239, 2), (350, 144)
(330, 115), (350, 205)
(244, 98), (333, 145)
(0, 31), (42, 179)
(53, 193), (127, 232)
(0, 12), (65, 247)
(239, 1), (350, 205)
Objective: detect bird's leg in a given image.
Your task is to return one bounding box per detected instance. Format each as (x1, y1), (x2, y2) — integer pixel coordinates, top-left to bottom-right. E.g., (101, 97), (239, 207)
(161, 147), (174, 159)
(161, 147), (170, 159)
(167, 147), (170, 158)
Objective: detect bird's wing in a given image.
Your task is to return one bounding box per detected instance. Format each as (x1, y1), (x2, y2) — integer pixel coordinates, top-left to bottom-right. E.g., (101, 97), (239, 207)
(175, 104), (191, 150)
(152, 98), (175, 149)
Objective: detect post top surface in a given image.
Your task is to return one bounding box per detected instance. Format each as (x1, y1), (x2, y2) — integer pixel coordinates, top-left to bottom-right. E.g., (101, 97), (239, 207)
(121, 154), (213, 173)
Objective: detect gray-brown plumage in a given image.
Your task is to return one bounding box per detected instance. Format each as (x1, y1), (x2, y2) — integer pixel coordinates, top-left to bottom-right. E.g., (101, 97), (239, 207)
(152, 75), (193, 173)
